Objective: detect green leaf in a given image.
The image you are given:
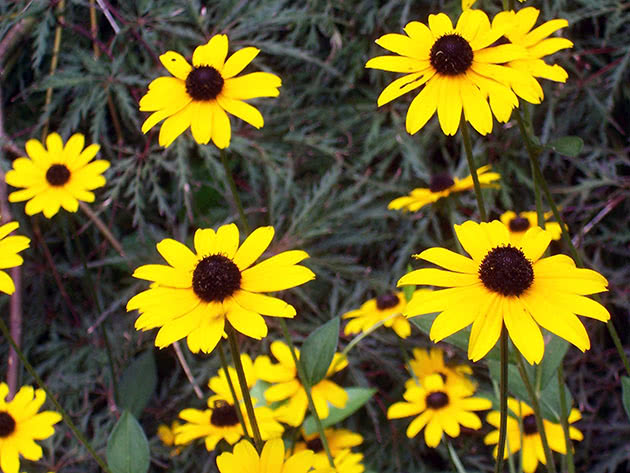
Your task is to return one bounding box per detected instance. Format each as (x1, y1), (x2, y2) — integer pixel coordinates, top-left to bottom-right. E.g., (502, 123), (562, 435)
(621, 377), (630, 421)
(303, 387), (376, 435)
(546, 136), (584, 157)
(539, 334), (569, 390)
(106, 411), (150, 473)
(116, 350), (157, 418)
(301, 316), (340, 386)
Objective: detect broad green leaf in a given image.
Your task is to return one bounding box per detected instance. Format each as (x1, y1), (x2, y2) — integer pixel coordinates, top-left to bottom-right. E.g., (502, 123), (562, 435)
(116, 350), (157, 418)
(303, 387), (376, 435)
(106, 411), (150, 473)
(621, 377), (630, 421)
(546, 136), (584, 157)
(539, 335), (569, 390)
(301, 317), (340, 386)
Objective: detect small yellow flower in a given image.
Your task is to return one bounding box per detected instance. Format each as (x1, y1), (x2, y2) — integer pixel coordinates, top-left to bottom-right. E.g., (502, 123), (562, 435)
(5, 133), (109, 218)
(388, 165), (500, 213)
(0, 383), (62, 473)
(500, 210), (563, 244)
(388, 374), (491, 447)
(405, 347), (475, 395)
(484, 398), (583, 473)
(217, 438), (315, 473)
(157, 421), (182, 456)
(0, 222), (30, 295)
(140, 34), (281, 148)
(342, 290), (416, 339)
(208, 353), (257, 403)
(293, 428), (363, 471)
(255, 341), (348, 427)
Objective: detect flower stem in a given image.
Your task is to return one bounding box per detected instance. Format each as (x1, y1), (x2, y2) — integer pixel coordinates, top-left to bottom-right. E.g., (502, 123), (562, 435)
(220, 149), (251, 234)
(279, 319), (335, 468)
(172, 341), (203, 400)
(557, 365), (575, 473)
(446, 439), (468, 473)
(217, 341), (251, 444)
(79, 201), (126, 259)
(0, 317), (113, 473)
(494, 325), (509, 473)
(226, 325), (263, 451)
(515, 353), (557, 473)
(460, 119), (487, 221)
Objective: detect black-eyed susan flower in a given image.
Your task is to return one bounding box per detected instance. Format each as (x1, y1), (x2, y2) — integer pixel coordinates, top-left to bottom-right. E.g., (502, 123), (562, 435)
(399, 220), (610, 364)
(217, 438), (315, 473)
(388, 374), (490, 447)
(0, 222), (30, 295)
(0, 383), (62, 473)
(140, 34), (281, 148)
(342, 290), (414, 339)
(127, 224), (314, 354)
(157, 421), (182, 456)
(366, 10), (527, 136)
(485, 398), (583, 473)
(324, 449), (365, 473)
(405, 347), (475, 395)
(255, 341), (348, 427)
(5, 133), (109, 219)
(388, 165), (500, 212)
(500, 210), (562, 245)
(293, 428), (363, 471)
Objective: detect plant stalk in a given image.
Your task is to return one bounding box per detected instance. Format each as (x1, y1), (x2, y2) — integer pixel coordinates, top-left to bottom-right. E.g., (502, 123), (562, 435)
(495, 325), (509, 473)
(217, 341), (251, 443)
(557, 365), (575, 473)
(220, 149), (251, 234)
(460, 120), (487, 221)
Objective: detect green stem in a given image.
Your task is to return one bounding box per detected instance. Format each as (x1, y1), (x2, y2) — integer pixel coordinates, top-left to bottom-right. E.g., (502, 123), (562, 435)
(217, 341), (250, 443)
(220, 149), (250, 234)
(445, 196), (464, 254)
(557, 366), (575, 473)
(446, 440), (468, 473)
(226, 325), (263, 451)
(460, 119), (487, 221)
(279, 319), (335, 468)
(79, 201), (126, 260)
(338, 312), (400, 362)
(0, 317), (112, 473)
(515, 353), (556, 473)
(495, 326), (509, 473)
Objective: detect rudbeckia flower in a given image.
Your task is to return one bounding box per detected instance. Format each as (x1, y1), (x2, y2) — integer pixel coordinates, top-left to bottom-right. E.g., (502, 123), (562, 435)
(217, 438), (316, 473)
(500, 210), (562, 244)
(484, 398), (583, 473)
(399, 220), (610, 364)
(0, 383), (62, 473)
(157, 421), (182, 456)
(140, 34), (281, 148)
(388, 165), (500, 212)
(342, 290), (415, 339)
(405, 347), (475, 395)
(0, 222), (30, 295)
(366, 9), (527, 136)
(127, 224), (315, 354)
(5, 133), (109, 218)
(293, 428), (363, 471)
(255, 341), (348, 427)
(387, 374), (491, 447)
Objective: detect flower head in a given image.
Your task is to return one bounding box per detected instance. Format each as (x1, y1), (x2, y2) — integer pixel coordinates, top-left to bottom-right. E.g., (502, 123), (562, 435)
(399, 220), (610, 364)
(405, 347), (475, 395)
(293, 428), (363, 471)
(388, 165), (500, 212)
(127, 224), (315, 354)
(388, 374), (490, 447)
(140, 34), (281, 148)
(500, 210), (562, 244)
(484, 398), (583, 473)
(157, 421), (182, 456)
(366, 10), (528, 135)
(5, 133), (109, 218)
(255, 341), (348, 427)
(217, 438), (316, 473)
(0, 222), (30, 295)
(0, 383), (62, 473)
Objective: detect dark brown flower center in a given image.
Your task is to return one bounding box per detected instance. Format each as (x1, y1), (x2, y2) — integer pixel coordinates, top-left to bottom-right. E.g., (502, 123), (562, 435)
(0, 411), (16, 437)
(46, 164), (71, 186)
(430, 34), (473, 76)
(186, 66), (224, 101)
(509, 217), (531, 232)
(479, 245), (534, 296)
(429, 173), (455, 193)
(523, 414), (538, 435)
(426, 391), (449, 409)
(192, 254), (241, 302)
(376, 292), (400, 310)
(306, 437), (324, 452)
(210, 401), (239, 427)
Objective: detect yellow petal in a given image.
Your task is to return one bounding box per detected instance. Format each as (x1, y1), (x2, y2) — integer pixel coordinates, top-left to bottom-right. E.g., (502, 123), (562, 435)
(211, 102), (231, 149)
(428, 13), (454, 37)
(226, 300), (268, 339)
(467, 294), (503, 361)
(504, 298), (544, 364)
(158, 105), (193, 148)
(160, 51), (193, 80)
(190, 101), (213, 145)
(221, 47), (260, 79)
(374, 69), (434, 107)
(156, 238), (198, 271)
(217, 96), (264, 129)
(193, 34), (228, 69)
(460, 77), (493, 135)
(374, 33), (429, 59)
(416, 247), (478, 273)
(215, 223), (240, 259)
(407, 410), (432, 438)
(397, 268), (479, 288)
(232, 226), (274, 270)
(222, 72), (282, 100)
(260, 438), (284, 473)
(424, 416), (443, 447)
(233, 291), (296, 318)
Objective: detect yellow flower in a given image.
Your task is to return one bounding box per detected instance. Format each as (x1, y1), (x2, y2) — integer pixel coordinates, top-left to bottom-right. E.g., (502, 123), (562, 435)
(140, 34), (281, 148)
(365, 9), (528, 136)
(405, 347), (475, 395)
(493, 7), (573, 88)
(388, 374), (491, 447)
(500, 210), (563, 245)
(157, 421), (182, 456)
(0, 383), (62, 473)
(127, 224), (315, 354)
(217, 438), (315, 473)
(399, 220), (610, 364)
(342, 290), (414, 339)
(323, 449), (365, 473)
(388, 165), (500, 212)
(255, 341), (348, 427)
(293, 428), (363, 470)
(174, 397), (283, 451)
(484, 398), (583, 473)
(208, 353), (257, 403)
(5, 133), (109, 218)
(0, 222), (30, 295)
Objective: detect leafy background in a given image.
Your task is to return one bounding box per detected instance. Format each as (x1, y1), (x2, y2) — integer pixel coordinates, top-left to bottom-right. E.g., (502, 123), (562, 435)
(0, 0), (628, 472)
